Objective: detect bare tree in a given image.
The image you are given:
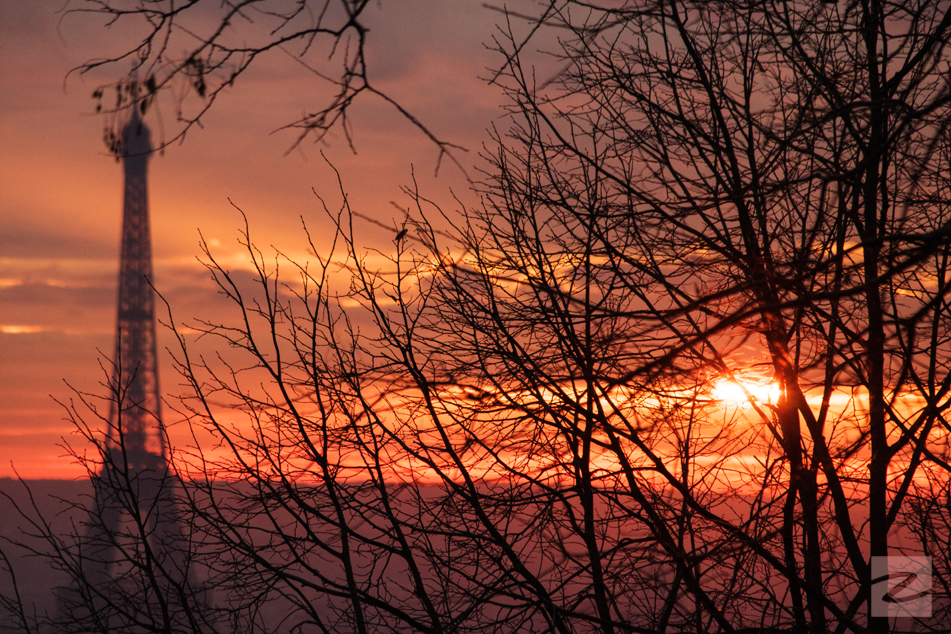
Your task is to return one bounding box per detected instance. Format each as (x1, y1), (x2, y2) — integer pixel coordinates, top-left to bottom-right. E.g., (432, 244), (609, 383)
(474, 1), (951, 632)
(64, 0), (465, 167)
(8, 1), (951, 633)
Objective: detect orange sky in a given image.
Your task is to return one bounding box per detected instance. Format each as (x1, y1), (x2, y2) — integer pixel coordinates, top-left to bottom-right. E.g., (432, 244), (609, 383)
(0, 1), (510, 479)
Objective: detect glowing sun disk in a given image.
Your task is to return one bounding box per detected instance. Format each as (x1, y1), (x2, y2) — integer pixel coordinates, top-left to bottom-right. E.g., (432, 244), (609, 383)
(712, 379), (779, 406)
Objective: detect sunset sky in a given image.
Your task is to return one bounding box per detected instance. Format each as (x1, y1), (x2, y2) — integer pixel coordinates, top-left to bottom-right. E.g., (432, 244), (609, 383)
(0, 0), (511, 479)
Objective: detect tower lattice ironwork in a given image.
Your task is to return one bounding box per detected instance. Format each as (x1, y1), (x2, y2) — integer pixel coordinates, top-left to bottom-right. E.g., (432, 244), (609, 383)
(57, 105), (203, 630)
(109, 104), (165, 468)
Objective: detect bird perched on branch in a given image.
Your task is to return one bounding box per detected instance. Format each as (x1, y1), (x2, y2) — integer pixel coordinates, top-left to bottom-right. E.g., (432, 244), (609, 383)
(395, 227), (408, 242)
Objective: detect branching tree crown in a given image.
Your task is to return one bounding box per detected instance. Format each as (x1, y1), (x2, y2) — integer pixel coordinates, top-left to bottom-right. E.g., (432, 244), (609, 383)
(4, 1), (951, 633)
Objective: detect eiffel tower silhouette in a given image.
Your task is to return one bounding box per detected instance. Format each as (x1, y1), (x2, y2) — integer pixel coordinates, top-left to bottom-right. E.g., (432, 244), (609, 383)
(57, 102), (202, 630)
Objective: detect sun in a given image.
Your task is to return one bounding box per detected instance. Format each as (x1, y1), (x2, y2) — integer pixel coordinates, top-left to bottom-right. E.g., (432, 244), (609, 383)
(712, 378), (779, 407)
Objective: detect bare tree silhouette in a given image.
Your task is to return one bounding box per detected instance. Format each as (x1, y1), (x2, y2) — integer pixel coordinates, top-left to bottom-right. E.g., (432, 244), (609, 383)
(65, 0), (466, 169)
(5, 1), (951, 633)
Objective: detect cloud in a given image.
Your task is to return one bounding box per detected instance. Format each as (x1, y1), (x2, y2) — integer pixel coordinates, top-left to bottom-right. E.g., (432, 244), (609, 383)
(0, 216), (117, 260)
(0, 280), (112, 308)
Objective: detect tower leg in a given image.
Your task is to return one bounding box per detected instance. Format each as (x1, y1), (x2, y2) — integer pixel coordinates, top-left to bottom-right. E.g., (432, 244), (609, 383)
(54, 468), (124, 633)
(55, 459), (208, 633)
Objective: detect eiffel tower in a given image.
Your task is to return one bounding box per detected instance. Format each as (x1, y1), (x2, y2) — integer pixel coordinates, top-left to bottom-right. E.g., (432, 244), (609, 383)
(109, 99), (165, 471)
(57, 102), (202, 631)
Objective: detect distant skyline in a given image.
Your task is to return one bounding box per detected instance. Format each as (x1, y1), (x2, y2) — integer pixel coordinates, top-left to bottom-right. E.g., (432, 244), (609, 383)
(0, 0), (509, 478)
